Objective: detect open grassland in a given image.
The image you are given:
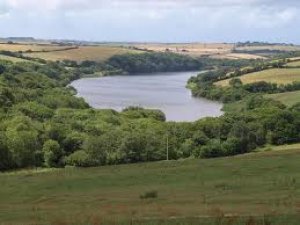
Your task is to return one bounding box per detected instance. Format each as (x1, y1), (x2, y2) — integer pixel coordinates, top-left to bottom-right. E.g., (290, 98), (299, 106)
(265, 90), (300, 107)
(286, 60), (300, 68)
(0, 54), (30, 63)
(235, 45), (300, 52)
(134, 43), (233, 54)
(212, 53), (266, 60)
(132, 43), (263, 59)
(133, 43), (264, 59)
(1, 144), (300, 224)
(216, 68), (300, 87)
(24, 46), (141, 62)
(0, 43), (72, 52)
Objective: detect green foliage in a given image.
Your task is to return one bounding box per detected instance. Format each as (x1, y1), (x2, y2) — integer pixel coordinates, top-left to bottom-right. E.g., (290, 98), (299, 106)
(42, 140), (63, 168)
(0, 54), (300, 171)
(107, 52), (203, 74)
(140, 190), (158, 199)
(121, 107), (166, 121)
(65, 150), (90, 167)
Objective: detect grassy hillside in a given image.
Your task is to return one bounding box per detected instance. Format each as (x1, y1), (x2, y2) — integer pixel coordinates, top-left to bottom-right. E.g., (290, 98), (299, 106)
(1, 144), (300, 224)
(265, 90), (300, 107)
(23, 46), (142, 62)
(0, 54), (30, 62)
(286, 60), (300, 68)
(216, 68), (300, 86)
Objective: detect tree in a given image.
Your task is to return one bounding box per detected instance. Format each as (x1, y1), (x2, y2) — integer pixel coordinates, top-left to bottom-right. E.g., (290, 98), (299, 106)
(5, 116), (40, 168)
(229, 78), (243, 88)
(66, 150), (90, 167)
(43, 140), (63, 167)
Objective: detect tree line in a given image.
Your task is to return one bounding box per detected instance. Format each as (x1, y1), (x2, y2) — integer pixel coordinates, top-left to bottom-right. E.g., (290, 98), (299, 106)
(0, 54), (299, 171)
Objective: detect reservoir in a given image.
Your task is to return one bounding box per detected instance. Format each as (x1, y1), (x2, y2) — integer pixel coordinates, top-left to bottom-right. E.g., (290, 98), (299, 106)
(71, 71), (223, 122)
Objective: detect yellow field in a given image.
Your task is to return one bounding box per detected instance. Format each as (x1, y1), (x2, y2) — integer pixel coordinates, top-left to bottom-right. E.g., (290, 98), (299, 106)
(135, 43), (232, 56)
(235, 45), (300, 52)
(216, 68), (300, 86)
(0, 43), (71, 52)
(213, 53), (266, 60)
(133, 43), (269, 59)
(24, 46), (141, 62)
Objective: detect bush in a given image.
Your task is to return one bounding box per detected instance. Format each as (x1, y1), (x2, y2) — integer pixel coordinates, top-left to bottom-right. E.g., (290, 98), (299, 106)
(43, 140), (63, 167)
(140, 190), (158, 199)
(66, 150), (90, 167)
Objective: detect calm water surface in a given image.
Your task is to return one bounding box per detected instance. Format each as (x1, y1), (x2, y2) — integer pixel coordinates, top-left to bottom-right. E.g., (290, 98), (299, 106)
(71, 71), (223, 122)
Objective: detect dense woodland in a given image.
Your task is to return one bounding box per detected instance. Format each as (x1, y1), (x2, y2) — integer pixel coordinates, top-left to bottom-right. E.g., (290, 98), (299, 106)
(0, 53), (300, 171)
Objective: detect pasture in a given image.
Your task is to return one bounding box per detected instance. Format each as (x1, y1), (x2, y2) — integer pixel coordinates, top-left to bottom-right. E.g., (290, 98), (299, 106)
(24, 46), (141, 62)
(235, 44), (300, 52)
(132, 43), (264, 59)
(265, 90), (300, 107)
(286, 60), (300, 68)
(0, 43), (70, 52)
(216, 68), (300, 86)
(0, 54), (30, 63)
(1, 144), (300, 224)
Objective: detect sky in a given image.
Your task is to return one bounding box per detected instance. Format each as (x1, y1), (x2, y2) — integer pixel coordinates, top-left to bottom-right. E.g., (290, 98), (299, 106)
(0, 0), (299, 44)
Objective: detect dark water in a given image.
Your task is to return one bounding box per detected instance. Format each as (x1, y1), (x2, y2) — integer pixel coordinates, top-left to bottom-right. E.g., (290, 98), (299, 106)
(71, 71), (223, 122)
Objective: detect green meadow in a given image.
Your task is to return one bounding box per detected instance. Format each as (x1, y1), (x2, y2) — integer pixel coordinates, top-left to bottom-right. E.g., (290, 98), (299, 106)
(1, 144), (300, 225)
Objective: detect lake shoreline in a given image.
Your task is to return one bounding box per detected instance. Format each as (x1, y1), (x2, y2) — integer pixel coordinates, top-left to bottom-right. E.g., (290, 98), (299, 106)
(71, 71), (223, 122)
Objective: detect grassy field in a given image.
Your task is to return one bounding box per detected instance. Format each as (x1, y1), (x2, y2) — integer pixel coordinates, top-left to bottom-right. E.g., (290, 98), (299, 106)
(133, 43), (265, 59)
(1, 144), (300, 224)
(216, 68), (300, 86)
(265, 90), (300, 107)
(24, 46), (141, 62)
(0, 54), (30, 63)
(235, 45), (300, 52)
(286, 60), (300, 68)
(0, 43), (70, 52)
(212, 53), (266, 60)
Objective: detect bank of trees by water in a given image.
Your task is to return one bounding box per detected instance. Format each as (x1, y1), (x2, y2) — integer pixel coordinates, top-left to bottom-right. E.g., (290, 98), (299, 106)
(0, 53), (300, 171)
(188, 59), (300, 103)
(59, 52), (256, 76)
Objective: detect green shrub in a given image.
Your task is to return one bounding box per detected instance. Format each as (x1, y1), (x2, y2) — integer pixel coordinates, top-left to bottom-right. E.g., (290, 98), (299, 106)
(140, 190), (158, 199)
(66, 150), (90, 167)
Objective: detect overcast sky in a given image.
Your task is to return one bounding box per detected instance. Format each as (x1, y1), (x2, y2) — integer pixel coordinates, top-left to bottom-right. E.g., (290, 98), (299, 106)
(0, 0), (299, 43)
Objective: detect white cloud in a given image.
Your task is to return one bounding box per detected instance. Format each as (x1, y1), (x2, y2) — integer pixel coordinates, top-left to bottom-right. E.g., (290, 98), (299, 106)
(242, 7), (297, 28)
(3, 0), (300, 12)
(1, 0), (299, 43)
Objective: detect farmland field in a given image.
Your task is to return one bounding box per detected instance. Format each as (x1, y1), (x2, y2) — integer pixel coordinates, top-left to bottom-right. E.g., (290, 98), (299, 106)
(265, 90), (300, 107)
(0, 54), (30, 62)
(133, 43), (264, 59)
(1, 144), (300, 224)
(235, 45), (300, 52)
(0, 43), (71, 52)
(212, 52), (266, 60)
(216, 68), (300, 86)
(24, 46), (141, 62)
(286, 60), (300, 68)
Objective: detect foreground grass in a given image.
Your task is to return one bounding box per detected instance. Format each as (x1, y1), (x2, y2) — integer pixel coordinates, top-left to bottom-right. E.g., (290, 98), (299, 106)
(216, 68), (300, 86)
(1, 144), (300, 225)
(265, 90), (300, 107)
